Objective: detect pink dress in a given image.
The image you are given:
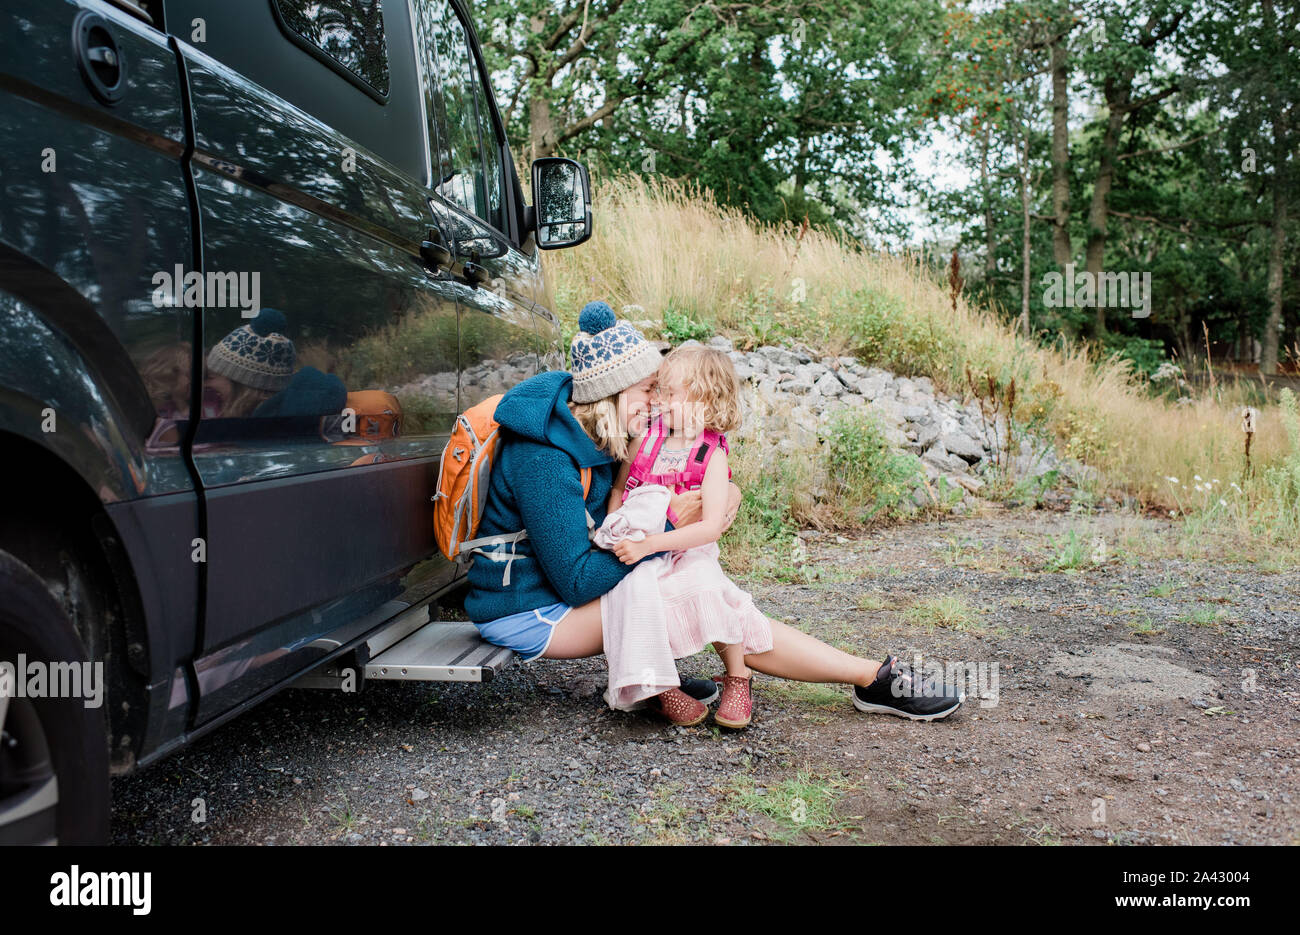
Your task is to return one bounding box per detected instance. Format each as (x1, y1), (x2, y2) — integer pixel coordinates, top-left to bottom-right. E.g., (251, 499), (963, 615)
(621, 414), (773, 659)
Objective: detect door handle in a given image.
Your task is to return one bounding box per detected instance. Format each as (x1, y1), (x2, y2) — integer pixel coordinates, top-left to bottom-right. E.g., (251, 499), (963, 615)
(461, 261), (490, 288)
(420, 233), (452, 271)
(73, 11), (126, 105)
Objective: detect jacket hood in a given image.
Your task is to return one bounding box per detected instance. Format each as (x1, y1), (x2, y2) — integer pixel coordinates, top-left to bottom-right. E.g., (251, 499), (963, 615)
(493, 370), (615, 467)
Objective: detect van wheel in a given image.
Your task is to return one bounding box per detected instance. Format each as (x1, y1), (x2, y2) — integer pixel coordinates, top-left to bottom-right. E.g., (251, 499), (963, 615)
(0, 550), (110, 844)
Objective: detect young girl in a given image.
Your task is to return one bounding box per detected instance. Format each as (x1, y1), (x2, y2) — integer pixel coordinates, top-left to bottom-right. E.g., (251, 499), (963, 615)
(604, 344), (773, 728)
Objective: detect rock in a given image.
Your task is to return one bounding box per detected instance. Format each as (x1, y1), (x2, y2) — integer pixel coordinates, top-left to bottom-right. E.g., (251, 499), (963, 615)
(912, 486), (932, 508)
(923, 445), (969, 474)
(870, 398), (906, 426)
(784, 377), (815, 395)
(708, 335), (734, 351)
(882, 425), (909, 447)
(677, 339), (703, 350)
(854, 374), (888, 400)
(941, 432), (985, 463)
(901, 404), (930, 423)
(788, 342), (817, 364)
(915, 420), (942, 449)
(813, 372), (844, 397)
(745, 354), (769, 374)
(913, 376), (935, 395)
(952, 474), (984, 494)
(733, 361), (754, 382)
(757, 345), (801, 371)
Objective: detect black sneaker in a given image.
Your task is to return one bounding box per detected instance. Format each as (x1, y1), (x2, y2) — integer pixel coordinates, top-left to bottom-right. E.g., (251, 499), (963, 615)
(853, 655), (963, 721)
(679, 677), (721, 706)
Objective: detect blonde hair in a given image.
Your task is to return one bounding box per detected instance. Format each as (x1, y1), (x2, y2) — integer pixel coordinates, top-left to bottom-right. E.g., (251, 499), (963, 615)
(140, 342), (191, 414)
(567, 395), (632, 462)
(222, 382), (274, 418)
(657, 345), (743, 435)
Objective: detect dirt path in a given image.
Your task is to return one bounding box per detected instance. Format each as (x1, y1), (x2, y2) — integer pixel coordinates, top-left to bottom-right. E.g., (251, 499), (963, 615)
(111, 504), (1300, 845)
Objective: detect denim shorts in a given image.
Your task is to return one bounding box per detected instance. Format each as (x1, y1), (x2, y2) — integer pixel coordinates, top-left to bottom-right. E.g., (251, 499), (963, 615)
(473, 601), (573, 662)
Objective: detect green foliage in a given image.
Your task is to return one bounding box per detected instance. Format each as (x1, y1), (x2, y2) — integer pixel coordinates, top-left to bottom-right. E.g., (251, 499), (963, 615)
(660, 302), (714, 345)
(1261, 389), (1300, 512)
(824, 408), (925, 523)
(1100, 332), (1169, 380)
(1042, 528), (1091, 572)
(845, 286), (960, 378)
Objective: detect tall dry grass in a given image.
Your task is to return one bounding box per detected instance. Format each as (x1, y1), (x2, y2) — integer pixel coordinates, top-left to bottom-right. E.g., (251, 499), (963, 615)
(542, 173), (1296, 558)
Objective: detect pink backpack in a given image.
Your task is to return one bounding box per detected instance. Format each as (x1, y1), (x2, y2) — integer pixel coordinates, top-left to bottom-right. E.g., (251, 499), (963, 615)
(624, 414), (731, 522)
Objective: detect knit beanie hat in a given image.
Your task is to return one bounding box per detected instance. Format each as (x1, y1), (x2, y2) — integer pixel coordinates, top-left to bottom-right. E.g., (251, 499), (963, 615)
(569, 301), (663, 403)
(207, 308), (296, 392)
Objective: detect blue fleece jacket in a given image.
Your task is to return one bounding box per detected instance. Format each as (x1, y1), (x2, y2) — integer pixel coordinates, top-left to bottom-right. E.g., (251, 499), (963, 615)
(463, 369), (670, 623)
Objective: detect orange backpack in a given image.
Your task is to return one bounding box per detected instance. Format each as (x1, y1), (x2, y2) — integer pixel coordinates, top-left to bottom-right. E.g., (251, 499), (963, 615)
(432, 393), (595, 585)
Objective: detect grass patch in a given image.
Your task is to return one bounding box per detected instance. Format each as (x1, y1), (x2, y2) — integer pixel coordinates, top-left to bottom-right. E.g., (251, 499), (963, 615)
(1130, 615), (1166, 636)
(903, 595), (982, 632)
(855, 591), (891, 611)
(1041, 528), (1095, 572)
(1177, 607), (1230, 628)
(1145, 577), (1183, 598)
(763, 679), (848, 717)
(720, 770), (853, 842)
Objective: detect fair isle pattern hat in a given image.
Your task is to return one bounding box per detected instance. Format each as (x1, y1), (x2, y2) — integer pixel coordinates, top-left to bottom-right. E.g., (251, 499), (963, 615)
(207, 308), (296, 392)
(569, 301), (663, 403)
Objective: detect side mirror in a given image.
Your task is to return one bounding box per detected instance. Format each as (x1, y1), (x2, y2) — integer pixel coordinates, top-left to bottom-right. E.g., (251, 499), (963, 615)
(530, 157), (592, 249)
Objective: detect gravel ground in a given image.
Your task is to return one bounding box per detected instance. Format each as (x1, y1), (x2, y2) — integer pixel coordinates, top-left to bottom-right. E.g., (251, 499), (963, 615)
(110, 503), (1300, 845)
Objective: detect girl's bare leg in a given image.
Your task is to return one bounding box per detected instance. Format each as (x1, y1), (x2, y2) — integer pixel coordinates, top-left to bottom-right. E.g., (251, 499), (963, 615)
(714, 641), (752, 678)
(743, 618), (882, 687)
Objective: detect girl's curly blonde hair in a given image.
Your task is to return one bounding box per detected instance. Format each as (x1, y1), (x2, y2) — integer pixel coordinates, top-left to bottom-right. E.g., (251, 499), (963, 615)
(658, 344), (743, 435)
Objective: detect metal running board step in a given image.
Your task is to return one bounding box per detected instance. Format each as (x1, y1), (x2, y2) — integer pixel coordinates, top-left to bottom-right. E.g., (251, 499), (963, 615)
(365, 621), (515, 683)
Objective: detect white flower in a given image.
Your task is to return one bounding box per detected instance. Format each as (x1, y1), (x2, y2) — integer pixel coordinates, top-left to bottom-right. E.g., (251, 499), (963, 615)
(1194, 475), (1202, 482)
(1212, 478), (1220, 484)
(1194, 484), (1204, 492)
(1219, 498), (1227, 507)
(1165, 476), (1180, 485)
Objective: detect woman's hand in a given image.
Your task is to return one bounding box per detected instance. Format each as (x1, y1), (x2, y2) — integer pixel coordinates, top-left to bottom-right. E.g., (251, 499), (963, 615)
(667, 489), (703, 525)
(721, 482), (741, 532)
(612, 537), (655, 565)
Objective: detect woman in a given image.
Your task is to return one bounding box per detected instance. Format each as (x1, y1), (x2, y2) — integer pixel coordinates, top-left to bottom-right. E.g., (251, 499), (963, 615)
(464, 311), (962, 724)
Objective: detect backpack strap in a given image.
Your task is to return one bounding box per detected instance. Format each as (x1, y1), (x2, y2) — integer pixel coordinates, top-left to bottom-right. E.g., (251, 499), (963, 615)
(580, 466), (596, 537)
(678, 429), (729, 488)
(465, 463), (597, 587)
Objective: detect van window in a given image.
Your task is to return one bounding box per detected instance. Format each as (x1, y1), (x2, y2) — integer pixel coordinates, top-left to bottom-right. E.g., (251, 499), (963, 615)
(468, 58), (504, 232)
(164, 0), (426, 182)
(273, 0), (391, 97)
(417, 1), (504, 232)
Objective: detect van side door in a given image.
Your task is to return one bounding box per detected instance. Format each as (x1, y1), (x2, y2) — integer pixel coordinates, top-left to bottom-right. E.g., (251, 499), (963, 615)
(163, 0), (461, 722)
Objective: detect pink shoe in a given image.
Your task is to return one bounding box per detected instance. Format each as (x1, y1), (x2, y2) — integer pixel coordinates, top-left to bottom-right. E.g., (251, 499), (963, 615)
(714, 675), (753, 729)
(648, 688), (708, 727)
